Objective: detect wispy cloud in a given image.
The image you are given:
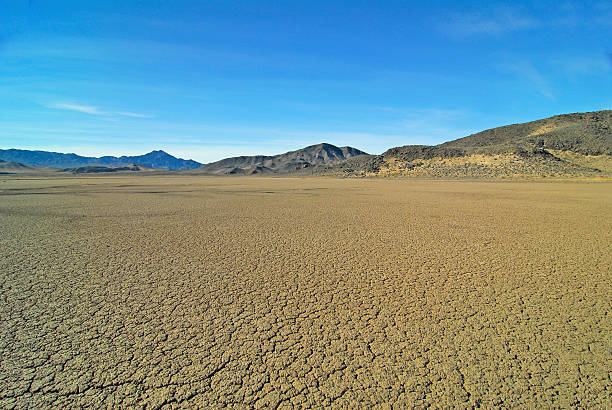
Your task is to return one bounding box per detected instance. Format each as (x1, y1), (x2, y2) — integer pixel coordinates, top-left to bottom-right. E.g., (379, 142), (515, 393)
(497, 60), (554, 99)
(116, 111), (155, 118)
(48, 103), (104, 115)
(442, 3), (612, 37)
(442, 7), (540, 37)
(45, 102), (153, 118)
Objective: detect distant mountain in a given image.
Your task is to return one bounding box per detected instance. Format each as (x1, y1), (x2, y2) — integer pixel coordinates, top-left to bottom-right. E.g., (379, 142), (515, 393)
(0, 159), (57, 174)
(0, 159), (36, 173)
(194, 143), (368, 175)
(306, 110), (612, 178)
(62, 163), (157, 174)
(0, 149), (201, 170)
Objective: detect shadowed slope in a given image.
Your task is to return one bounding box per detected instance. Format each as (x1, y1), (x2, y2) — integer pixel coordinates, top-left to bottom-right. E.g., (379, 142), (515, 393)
(61, 163), (157, 174)
(194, 143), (368, 175)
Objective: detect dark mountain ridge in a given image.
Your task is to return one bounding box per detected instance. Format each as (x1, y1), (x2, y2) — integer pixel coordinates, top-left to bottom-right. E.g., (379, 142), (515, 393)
(62, 163), (156, 174)
(195, 143), (368, 175)
(0, 149), (201, 170)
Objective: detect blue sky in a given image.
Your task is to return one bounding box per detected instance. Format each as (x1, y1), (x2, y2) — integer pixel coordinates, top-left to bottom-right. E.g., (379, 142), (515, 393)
(1, 0), (611, 162)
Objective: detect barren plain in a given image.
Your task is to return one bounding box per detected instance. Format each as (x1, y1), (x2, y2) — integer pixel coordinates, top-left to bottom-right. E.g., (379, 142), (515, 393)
(1, 176), (610, 408)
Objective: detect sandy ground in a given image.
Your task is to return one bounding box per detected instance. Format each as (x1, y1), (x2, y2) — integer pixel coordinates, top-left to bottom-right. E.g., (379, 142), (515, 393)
(1, 176), (610, 408)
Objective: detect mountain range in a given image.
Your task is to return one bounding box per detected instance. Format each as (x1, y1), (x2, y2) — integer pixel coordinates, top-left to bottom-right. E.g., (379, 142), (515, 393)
(0, 149), (201, 170)
(1, 110), (610, 178)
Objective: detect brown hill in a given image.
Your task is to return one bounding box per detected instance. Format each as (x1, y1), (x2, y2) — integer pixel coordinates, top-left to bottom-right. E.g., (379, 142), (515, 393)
(442, 110), (611, 155)
(0, 160), (57, 174)
(307, 110), (612, 179)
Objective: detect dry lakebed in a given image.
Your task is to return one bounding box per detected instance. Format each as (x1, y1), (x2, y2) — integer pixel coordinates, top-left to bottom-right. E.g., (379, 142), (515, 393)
(1, 176), (610, 408)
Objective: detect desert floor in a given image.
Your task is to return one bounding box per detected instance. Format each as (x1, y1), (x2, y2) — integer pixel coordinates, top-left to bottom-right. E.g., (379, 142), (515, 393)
(1, 176), (610, 408)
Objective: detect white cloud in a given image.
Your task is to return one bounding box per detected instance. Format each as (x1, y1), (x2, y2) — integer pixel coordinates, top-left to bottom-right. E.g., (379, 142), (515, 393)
(4, 106), (478, 162)
(48, 103), (104, 115)
(442, 3), (612, 37)
(442, 7), (540, 37)
(116, 111), (155, 118)
(46, 102), (153, 118)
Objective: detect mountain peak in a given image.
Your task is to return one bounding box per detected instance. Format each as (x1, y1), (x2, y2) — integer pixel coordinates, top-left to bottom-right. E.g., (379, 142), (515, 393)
(195, 143), (368, 175)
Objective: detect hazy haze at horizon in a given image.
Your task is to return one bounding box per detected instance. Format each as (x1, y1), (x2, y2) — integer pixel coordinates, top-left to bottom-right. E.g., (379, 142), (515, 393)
(1, 0), (611, 163)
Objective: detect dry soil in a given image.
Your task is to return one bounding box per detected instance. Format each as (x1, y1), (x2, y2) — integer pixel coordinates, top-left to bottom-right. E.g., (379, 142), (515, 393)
(1, 176), (610, 408)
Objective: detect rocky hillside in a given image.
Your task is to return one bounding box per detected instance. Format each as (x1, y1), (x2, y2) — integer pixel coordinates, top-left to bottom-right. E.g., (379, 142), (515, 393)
(442, 110), (611, 155)
(194, 143), (368, 175)
(307, 110), (612, 179)
(0, 149), (201, 170)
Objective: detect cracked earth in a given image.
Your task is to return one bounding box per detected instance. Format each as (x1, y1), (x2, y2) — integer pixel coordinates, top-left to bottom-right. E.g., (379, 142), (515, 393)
(1, 176), (610, 408)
